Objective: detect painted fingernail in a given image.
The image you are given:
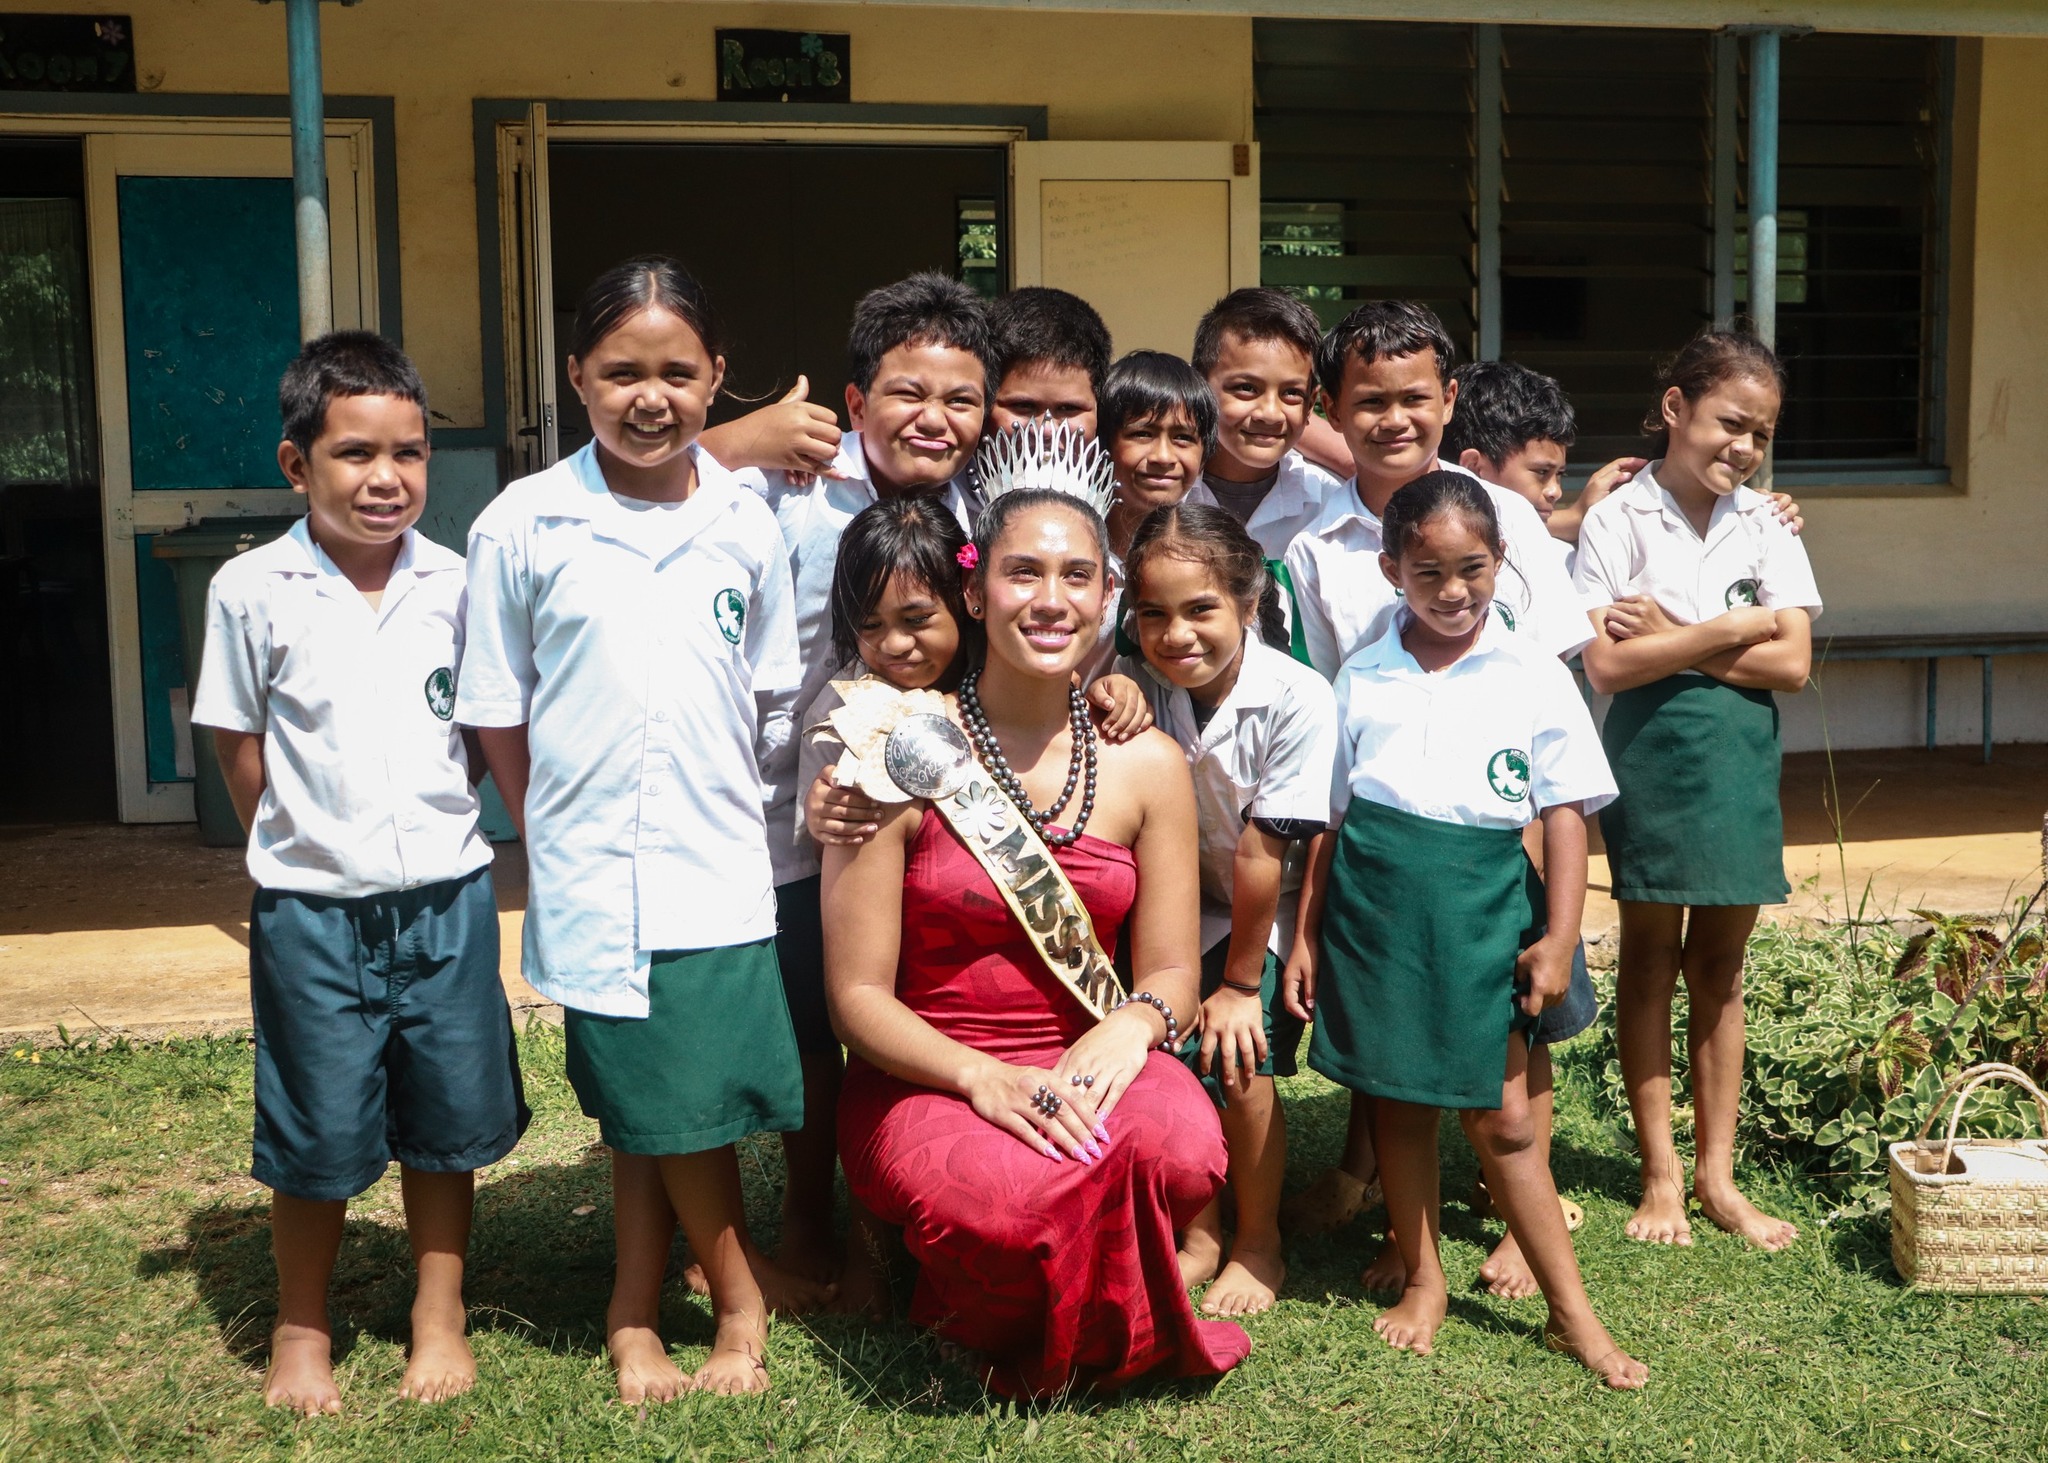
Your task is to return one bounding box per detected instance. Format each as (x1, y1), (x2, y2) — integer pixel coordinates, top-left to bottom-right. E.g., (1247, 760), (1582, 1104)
(1086, 1141), (1103, 1160)
(1045, 1144), (1063, 1161)
(1094, 1124), (1110, 1142)
(1075, 1148), (1092, 1164)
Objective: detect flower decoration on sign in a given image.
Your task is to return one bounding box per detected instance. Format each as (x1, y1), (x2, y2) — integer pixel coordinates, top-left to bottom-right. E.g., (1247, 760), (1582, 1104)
(800, 32), (824, 58)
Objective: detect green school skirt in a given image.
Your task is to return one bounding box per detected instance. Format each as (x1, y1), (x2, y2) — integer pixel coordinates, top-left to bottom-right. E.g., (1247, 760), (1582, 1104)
(1599, 676), (1789, 907)
(564, 938), (805, 1155)
(1308, 798), (1544, 1111)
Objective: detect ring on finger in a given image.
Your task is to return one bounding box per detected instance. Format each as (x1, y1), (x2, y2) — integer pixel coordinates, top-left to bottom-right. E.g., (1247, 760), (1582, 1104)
(1068, 1073), (1096, 1090)
(1030, 1083), (1064, 1118)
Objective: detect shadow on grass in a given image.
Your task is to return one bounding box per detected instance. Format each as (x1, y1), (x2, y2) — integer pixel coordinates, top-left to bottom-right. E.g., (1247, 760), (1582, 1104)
(135, 1149), (723, 1370)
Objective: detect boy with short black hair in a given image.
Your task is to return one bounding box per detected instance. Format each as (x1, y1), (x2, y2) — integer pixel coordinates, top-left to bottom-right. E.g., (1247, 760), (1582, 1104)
(736, 271), (997, 1296)
(193, 331), (527, 1416)
(1284, 300), (1585, 682)
(987, 285), (1112, 437)
(1185, 286), (1344, 559)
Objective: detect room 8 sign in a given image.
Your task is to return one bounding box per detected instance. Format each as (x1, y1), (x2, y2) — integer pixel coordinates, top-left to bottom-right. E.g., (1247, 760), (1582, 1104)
(715, 29), (850, 104)
(0, 15), (134, 91)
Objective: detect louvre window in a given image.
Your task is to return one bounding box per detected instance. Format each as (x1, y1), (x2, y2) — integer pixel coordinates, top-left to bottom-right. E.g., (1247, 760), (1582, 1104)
(1256, 20), (1952, 476)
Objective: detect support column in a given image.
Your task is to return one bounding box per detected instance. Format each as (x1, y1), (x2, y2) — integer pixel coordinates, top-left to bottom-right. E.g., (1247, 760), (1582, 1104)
(285, 0), (331, 341)
(1746, 28), (1782, 492)
(1475, 24), (1503, 362)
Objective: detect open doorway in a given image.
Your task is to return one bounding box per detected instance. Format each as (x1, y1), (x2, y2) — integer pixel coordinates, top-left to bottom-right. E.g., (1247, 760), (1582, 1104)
(0, 136), (114, 823)
(544, 142), (1006, 454)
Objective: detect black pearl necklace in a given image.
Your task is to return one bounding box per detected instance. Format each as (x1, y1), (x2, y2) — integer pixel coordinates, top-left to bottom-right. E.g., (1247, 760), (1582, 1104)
(959, 668), (1098, 847)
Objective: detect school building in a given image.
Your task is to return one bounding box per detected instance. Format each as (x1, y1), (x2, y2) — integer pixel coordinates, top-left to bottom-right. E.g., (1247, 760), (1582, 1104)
(1, 1), (2043, 826)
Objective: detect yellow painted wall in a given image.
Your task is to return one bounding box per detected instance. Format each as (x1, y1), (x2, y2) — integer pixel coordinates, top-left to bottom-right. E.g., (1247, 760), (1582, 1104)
(1786, 35), (2048, 752)
(106, 0), (1253, 428)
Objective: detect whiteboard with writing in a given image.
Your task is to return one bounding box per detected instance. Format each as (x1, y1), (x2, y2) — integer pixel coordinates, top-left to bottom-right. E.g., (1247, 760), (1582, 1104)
(1039, 180), (1230, 356)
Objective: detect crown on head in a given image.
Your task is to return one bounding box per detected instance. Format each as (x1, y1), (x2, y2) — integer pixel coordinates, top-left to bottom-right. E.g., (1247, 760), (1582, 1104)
(973, 418), (1117, 518)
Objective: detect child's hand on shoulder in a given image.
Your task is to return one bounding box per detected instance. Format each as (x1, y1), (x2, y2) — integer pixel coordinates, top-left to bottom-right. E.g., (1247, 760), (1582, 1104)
(1515, 935), (1575, 1018)
(1768, 491), (1804, 535)
(1085, 673), (1154, 742)
(1199, 979), (1271, 1096)
(1580, 455), (1647, 512)
(807, 765), (884, 846)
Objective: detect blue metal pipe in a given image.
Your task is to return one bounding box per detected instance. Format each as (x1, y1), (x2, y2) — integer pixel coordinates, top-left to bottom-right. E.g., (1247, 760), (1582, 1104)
(1747, 29), (1780, 349)
(286, 0), (331, 341)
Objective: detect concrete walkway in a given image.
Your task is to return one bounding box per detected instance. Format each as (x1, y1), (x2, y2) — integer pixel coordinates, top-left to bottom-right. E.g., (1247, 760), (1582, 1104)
(2, 745), (2042, 1042)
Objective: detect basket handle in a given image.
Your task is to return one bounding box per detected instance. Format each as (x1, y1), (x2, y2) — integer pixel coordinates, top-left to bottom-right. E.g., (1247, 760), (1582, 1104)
(1912, 1062), (2048, 1167)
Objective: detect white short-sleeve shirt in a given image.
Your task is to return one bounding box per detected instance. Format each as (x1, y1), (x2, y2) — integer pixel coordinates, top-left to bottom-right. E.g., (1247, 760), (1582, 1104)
(733, 430), (978, 885)
(190, 520), (491, 899)
(1184, 449), (1344, 560)
(1573, 466), (1823, 648)
(457, 442), (801, 1017)
(1331, 609), (1616, 830)
(1121, 634), (1340, 957)
(1282, 463), (1591, 681)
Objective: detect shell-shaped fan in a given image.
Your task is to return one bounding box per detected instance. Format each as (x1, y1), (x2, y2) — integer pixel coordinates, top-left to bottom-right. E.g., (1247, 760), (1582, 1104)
(973, 418), (1118, 518)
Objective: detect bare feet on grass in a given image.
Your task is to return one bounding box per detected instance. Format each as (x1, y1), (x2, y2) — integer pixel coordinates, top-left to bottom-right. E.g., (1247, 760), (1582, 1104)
(1695, 1181), (1798, 1251)
(1476, 1230), (1541, 1300)
(1545, 1318), (1650, 1390)
(684, 1245), (834, 1315)
(1624, 1174), (1693, 1246)
(1279, 1166), (1371, 1237)
(264, 1323), (341, 1416)
(398, 1297), (476, 1402)
(607, 1319), (691, 1405)
(1358, 1231), (1407, 1294)
(1201, 1239), (1286, 1317)
(1372, 1280), (1447, 1355)
(693, 1311), (773, 1396)
(1177, 1224), (1224, 1290)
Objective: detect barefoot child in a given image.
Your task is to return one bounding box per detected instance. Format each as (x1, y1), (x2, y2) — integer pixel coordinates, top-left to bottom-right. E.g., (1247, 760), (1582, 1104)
(1574, 331), (1819, 1253)
(1280, 301), (1589, 1246)
(1297, 471), (1645, 1388)
(460, 257), (809, 1399)
(737, 273), (996, 1293)
(1185, 287), (1344, 560)
(193, 331), (528, 1415)
(1119, 504), (1338, 1317)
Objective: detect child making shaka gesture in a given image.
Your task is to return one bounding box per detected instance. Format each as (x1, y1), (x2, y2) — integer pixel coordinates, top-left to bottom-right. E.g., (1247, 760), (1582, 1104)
(1574, 331), (1819, 1253)
(1118, 503), (1339, 1317)
(460, 257), (811, 1401)
(1295, 470), (1646, 1388)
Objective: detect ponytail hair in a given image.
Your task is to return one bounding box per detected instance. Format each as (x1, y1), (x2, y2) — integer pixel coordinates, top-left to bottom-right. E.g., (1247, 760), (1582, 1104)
(1381, 470), (1504, 564)
(1125, 502), (1288, 652)
(568, 255), (724, 363)
(829, 495), (982, 671)
(1640, 328), (1786, 454)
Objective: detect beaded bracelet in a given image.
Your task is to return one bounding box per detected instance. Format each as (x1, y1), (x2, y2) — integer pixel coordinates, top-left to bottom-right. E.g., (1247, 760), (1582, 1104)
(1116, 991), (1180, 1050)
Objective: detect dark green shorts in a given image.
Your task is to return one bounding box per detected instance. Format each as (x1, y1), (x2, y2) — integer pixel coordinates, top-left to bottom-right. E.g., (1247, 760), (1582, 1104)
(249, 865), (528, 1201)
(773, 875), (837, 1056)
(564, 938), (805, 1155)
(1175, 940), (1304, 1109)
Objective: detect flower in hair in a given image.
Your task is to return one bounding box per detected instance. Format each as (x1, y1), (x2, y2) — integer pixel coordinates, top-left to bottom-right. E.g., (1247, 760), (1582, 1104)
(956, 543), (980, 570)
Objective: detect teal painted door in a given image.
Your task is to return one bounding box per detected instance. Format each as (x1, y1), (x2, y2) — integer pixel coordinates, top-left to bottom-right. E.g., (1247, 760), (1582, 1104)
(116, 175), (301, 783)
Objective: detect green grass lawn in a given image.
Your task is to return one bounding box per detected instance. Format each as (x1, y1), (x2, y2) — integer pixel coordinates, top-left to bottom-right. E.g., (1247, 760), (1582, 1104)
(4, 995), (2046, 1460)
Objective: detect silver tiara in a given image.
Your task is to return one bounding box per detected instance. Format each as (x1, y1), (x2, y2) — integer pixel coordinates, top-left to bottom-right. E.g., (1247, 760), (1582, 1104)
(974, 419), (1117, 518)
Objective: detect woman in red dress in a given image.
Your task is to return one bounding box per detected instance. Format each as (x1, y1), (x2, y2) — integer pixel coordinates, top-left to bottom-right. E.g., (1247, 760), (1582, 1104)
(824, 487), (1250, 1398)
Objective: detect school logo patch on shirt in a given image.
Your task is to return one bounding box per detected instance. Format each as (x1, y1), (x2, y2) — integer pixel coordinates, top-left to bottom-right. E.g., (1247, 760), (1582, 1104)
(424, 667), (456, 721)
(713, 587), (747, 644)
(1726, 578), (1761, 608)
(1494, 601), (1517, 631)
(1487, 747), (1531, 803)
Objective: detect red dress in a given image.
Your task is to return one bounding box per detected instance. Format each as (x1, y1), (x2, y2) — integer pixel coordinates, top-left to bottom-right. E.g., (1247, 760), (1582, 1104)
(838, 808), (1250, 1398)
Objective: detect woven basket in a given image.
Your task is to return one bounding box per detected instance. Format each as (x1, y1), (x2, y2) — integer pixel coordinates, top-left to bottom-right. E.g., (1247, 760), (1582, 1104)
(1889, 1062), (2048, 1293)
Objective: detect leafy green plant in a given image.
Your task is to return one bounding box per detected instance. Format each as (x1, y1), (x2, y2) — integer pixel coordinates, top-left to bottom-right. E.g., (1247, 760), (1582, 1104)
(1561, 894), (2048, 1216)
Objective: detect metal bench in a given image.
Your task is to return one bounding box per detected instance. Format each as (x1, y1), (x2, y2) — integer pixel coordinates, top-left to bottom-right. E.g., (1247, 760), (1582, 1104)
(1817, 633), (2048, 763)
